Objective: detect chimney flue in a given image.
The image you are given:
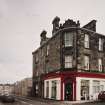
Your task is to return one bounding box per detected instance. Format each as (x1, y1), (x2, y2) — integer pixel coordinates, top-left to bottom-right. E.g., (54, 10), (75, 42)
(40, 30), (47, 45)
(52, 16), (60, 35)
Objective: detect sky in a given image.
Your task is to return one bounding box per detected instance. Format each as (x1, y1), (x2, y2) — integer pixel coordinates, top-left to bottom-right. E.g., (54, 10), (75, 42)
(0, 0), (105, 84)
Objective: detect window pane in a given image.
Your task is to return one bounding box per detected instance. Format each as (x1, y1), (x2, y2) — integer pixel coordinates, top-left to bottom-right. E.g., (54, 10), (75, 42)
(98, 59), (102, 71)
(47, 45), (50, 56)
(99, 38), (103, 51)
(65, 56), (72, 68)
(84, 56), (89, 70)
(93, 81), (100, 94)
(46, 81), (49, 98)
(84, 34), (89, 48)
(65, 32), (73, 47)
(51, 81), (56, 99)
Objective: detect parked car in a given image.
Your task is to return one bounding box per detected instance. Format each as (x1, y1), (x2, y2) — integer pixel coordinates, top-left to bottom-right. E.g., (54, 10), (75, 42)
(98, 91), (105, 101)
(1, 94), (15, 103)
(0, 93), (3, 100)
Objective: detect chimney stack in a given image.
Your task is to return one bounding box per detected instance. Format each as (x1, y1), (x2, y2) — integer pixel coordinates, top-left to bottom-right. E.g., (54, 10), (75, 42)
(40, 30), (47, 45)
(83, 20), (97, 32)
(52, 16), (60, 35)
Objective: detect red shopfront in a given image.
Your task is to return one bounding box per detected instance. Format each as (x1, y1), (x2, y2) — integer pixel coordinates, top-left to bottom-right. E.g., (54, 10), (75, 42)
(43, 71), (77, 101)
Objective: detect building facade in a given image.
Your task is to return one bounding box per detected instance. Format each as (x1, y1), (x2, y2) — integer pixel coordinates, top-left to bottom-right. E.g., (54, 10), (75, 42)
(0, 84), (15, 95)
(32, 16), (105, 101)
(14, 78), (32, 96)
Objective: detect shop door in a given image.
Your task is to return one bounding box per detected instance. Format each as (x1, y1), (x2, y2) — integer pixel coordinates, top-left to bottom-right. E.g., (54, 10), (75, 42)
(65, 82), (73, 101)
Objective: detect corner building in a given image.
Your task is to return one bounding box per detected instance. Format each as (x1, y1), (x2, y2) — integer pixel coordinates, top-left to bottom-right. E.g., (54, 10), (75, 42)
(32, 16), (105, 101)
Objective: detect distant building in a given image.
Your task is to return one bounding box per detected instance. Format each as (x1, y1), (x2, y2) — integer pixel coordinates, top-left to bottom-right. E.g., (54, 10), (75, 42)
(14, 81), (22, 96)
(14, 78), (32, 96)
(32, 16), (105, 101)
(0, 84), (3, 94)
(0, 84), (14, 95)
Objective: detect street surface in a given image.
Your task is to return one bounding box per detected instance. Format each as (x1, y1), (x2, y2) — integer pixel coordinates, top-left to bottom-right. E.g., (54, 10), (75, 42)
(74, 101), (105, 105)
(0, 97), (105, 105)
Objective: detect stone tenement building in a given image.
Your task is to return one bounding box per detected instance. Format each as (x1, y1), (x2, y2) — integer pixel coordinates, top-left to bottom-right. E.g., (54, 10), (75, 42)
(32, 16), (105, 101)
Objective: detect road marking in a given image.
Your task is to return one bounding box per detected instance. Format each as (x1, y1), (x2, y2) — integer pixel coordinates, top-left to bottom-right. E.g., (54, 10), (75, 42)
(20, 100), (33, 105)
(15, 97), (34, 105)
(21, 100), (27, 104)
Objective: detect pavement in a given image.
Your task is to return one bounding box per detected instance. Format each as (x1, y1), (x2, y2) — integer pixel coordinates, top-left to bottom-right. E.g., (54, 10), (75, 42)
(1, 96), (105, 105)
(15, 95), (99, 105)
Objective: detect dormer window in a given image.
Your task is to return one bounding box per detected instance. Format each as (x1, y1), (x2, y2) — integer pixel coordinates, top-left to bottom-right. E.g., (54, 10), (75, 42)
(99, 38), (103, 51)
(84, 34), (89, 48)
(64, 32), (73, 47)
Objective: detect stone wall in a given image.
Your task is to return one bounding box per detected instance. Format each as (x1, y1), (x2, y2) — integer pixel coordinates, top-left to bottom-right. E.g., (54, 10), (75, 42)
(77, 29), (105, 72)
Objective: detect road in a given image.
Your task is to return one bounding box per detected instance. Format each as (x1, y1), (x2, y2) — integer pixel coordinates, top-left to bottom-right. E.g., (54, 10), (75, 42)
(0, 97), (105, 105)
(0, 97), (60, 105)
(74, 101), (105, 105)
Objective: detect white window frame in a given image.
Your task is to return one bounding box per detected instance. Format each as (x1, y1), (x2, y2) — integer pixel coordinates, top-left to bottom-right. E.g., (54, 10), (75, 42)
(84, 34), (89, 48)
(84, 56), (89, 70)
(65, 56), (73, 68)
(99, 38), (103, 51)
(93, 81), (100, 94)
(64, 32), (73, 47)
(98, 58), (102, 72)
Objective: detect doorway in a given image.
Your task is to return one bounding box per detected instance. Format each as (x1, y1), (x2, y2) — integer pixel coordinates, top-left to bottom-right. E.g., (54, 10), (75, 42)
(65, 82), (73, 101)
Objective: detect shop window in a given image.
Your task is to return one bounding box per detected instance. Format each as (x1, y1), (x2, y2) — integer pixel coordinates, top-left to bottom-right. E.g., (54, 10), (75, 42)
(51, 80), (57, 99)
(100, 85), (104, 92)
(84, 56), (89, 70)
(98, 59), (102, 72)
(64, 32), (73, 47)
(84, 34), (89, 48)
(93, 81), (100, 94)
(99, 38), (103, 51)
(81, 80), (89, 100)
(65, 56), (72, 68)
(46, 81), (49, 98)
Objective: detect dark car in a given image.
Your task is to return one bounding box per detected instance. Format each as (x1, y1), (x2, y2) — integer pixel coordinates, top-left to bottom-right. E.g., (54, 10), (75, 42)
(1, 94), (15, 103)
(98, 91), (105, 101)
(0, 93), (3, 100)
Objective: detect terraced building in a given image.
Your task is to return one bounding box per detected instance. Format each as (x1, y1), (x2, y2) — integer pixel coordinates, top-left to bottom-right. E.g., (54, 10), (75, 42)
(32, 17), (105, 101)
